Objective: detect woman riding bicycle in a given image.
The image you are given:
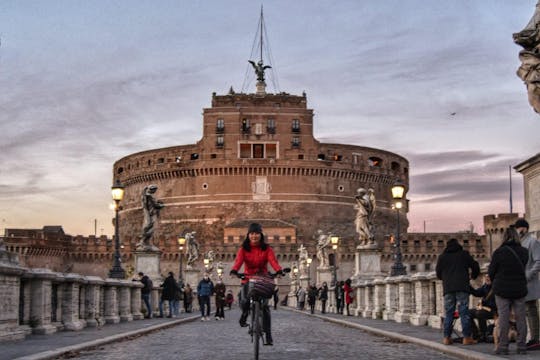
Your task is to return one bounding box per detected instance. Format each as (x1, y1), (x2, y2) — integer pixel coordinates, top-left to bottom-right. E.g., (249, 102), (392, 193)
(230, 223), (283, 346)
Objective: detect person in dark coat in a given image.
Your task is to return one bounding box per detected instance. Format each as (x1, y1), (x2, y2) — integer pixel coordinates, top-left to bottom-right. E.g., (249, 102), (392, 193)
(469, 274), (496, 342)
(307, 284), (318, 314)
(135, 272), (153, 318)
(436, 238), (480, 345)
(318, 282), (328, 314)
(159, 272), (180, 318)
(488, 226), (529, 355)
(214, 279), (226, 320)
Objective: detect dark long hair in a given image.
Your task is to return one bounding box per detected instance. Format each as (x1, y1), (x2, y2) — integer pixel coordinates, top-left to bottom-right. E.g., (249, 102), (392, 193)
(242, 232), (268, 251)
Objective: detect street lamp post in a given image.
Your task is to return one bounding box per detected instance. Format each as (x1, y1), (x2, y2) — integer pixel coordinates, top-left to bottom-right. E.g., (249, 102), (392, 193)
(177, 235), (186, 281)
(109, 179), (126, 279)
(203, 258), (209, 272)
(390, 179), (407, 276)
(330, 236), (339, 286)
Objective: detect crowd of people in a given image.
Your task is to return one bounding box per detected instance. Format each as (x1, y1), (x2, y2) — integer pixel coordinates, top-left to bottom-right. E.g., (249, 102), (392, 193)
(133, 271), (234, 321)
(132, 218), (539, 355)
(436, 218), (539, 355)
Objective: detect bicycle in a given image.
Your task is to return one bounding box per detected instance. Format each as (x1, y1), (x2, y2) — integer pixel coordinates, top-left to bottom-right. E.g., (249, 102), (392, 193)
(235, 268), (290, 360)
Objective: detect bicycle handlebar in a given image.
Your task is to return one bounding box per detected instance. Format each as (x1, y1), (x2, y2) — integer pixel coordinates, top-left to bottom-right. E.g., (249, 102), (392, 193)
(233, 267), (291, 280)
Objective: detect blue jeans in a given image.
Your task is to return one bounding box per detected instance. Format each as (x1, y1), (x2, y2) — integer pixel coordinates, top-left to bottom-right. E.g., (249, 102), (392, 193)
(443, 291), (471, 338)
(141, 293), (152, 318)
(159, 299), (173, 317)
(171, 299), (180, 316)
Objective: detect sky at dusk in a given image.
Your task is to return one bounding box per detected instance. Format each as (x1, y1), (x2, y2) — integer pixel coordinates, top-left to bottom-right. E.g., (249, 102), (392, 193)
(1, 0), (539, 237)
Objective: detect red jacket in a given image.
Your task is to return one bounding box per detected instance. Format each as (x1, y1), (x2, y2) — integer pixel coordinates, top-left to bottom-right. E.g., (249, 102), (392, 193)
(231, 243), (281, 284)
(344, 282), (354, 304)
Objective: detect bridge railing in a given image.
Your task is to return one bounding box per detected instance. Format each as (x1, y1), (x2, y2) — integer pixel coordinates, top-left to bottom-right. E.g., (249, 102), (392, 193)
(0, 265), (188, 342)
(288, 266), (500, 333)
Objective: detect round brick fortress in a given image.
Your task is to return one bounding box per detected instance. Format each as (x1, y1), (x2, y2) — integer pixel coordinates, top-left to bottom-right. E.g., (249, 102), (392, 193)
(112, 91), (409, 262)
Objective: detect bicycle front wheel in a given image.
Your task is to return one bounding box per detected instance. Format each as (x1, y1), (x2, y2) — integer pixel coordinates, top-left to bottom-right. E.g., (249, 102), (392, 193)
(252, 301), (261, 360)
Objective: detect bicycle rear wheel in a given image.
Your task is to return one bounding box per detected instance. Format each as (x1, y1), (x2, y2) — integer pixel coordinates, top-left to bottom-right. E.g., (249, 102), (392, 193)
(252, 301), (261, 360)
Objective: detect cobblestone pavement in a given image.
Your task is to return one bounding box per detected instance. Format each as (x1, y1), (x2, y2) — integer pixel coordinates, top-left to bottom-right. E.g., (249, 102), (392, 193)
(69, 308), (459, 360)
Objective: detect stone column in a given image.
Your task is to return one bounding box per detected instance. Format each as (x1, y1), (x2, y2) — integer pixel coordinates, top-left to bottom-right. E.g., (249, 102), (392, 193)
(61, 273), (85, 331)
(130, 281), (144, 320)
(119, 280), (133, 322)
(410, 273), (432, 326)
(0, 251), (27, 342)
(362, 282), (374, 318)
(78, 278), (87, 328)
(394, 275), (412, 323)
(28, 268), (58, 334)
(429, 277), (445, 329)
(83, 276), (105, 327)
(355, 280), (366, 316)
(104, 278), (122, 324)
(372, 278), (385, 319)
(383, 277), (399, 321)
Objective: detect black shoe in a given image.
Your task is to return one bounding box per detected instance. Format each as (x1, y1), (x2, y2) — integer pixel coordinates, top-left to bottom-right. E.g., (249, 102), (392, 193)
(265, 333), (273, 346)
(239, 313), (248, 327)
(495, 348), (509, 355)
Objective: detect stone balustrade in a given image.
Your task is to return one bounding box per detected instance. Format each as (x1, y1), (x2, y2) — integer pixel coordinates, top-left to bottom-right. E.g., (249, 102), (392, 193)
(0, 265), (172, 342)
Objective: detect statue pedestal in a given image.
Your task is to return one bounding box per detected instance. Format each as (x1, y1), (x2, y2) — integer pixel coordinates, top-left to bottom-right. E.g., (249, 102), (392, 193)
(316, 267), (333, 286)
(184, 268), (200, 288)
(354, 245), (384, 281)
(134, 250), (162, 282)
(299, 275), (310, 289)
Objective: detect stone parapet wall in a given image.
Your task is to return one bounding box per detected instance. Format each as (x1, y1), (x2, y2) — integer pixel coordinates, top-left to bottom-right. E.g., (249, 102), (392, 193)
(0, 266), (152, 342)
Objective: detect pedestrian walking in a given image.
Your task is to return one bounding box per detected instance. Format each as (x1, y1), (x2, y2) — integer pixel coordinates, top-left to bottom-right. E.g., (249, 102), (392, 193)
(159, 272), (179, 318)
(183, 284), (193, 313)
(307, 284), (318, 314)
(489, 226), (529, 355)
(515, 218), (540, 351)
(197, 273), (214, 321)
(318, 282), (328, 314)
(214, 279), (226, 320)
(436, 237), (480, 346)
(135, 272), (153, 318)
(296, 286), (306, 310)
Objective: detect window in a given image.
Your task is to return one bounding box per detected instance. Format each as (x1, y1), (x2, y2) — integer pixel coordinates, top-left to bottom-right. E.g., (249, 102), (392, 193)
(253, 144), (264, 158)
(216, 119), (224, 133)
(425, 263), (431, 271)
(239, 142), (278, 159)
(368, 156), (382, 167)
(267, 118), (275, 134)
(391, 161), (400, 171)
(292, 137), (300, 148)
(292, 119), (300, 132)
(117, 167), (124, 174)
(157, 158), (165, 164)
(216, 136), (224, 147)
(410, 264), (417, 272)
(317, 154), (325, 161)
(190, 153), (199, 160)
(240, 143), (251, 158)
(266, 143), (277, 158)
(298, 154), (304, 159)
(242, 118), (250, 133)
